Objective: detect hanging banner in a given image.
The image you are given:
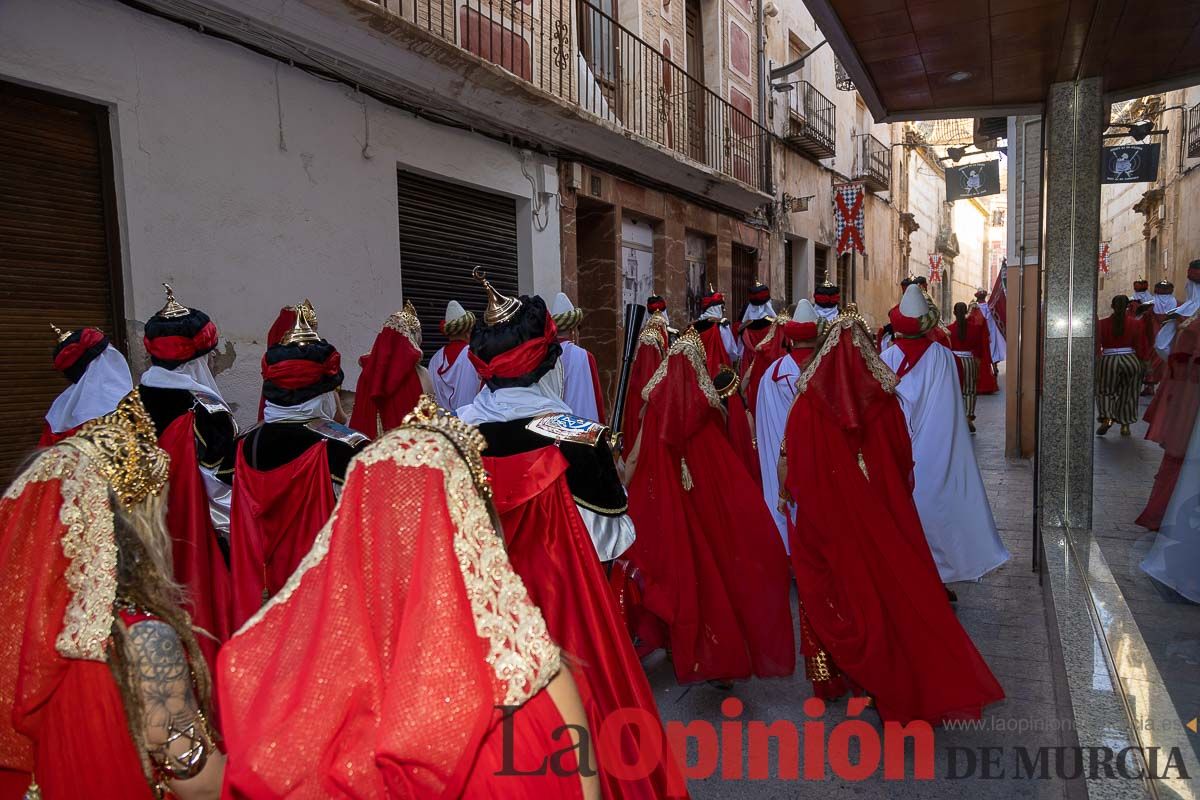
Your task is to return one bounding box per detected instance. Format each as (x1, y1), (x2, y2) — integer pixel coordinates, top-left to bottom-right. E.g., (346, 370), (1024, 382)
(946, 160), (1001, 201)
(928, 253), (943, 283)
(1101, 143), (1160, 184)
(1098, 242), (1111, 275)
(833, 182), (866, 255)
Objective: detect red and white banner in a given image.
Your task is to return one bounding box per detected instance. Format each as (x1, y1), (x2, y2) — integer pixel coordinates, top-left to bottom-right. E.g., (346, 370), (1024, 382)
(1098, 242), (1111, 275)
(928, 253), (943, 283)
(833, 182), (866, 255)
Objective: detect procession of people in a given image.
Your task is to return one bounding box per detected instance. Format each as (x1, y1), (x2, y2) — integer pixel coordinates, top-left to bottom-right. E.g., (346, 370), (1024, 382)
(7, 253), (1200, 798)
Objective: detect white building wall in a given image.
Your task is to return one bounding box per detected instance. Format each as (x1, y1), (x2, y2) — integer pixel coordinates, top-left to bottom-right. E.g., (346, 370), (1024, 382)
(0, 0), (561, 424)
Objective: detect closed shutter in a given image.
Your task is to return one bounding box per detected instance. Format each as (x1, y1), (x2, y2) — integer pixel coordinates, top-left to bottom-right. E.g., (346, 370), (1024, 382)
(731, 243), (756, 320)
(0, 81), (124, 484)
(397, 170), (519, 360)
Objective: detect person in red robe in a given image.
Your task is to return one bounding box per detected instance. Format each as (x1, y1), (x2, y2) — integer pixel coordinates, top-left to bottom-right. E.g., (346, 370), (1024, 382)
(948, 302), (990, 433)
(229, 307), (369, 630)
(218, 399), (599, 799)
(967, 290), (1000, 395)
(137, 284), (235, 674)
(620, 304), (670, 461)
(779, 311), (1005, 723)
(1137, 263), (1200, 530)
(1095, 295), (1150, 436)
(349, 301), (432, 437)
(1141, 280), (1178, 397)
(743, 310), (791, 417)
(736, 281), (776, 387)
(693, 286), (741, 371)
(623, 328), (795, 684)
(457, 270), (682, 799)
(38, 325), (133, 447)
(691, 288), (757, 481)
(0, 393), (224, 799)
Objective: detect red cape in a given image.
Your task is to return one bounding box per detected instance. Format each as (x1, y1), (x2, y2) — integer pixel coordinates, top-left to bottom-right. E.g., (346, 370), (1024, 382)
(258, 307), (298, 421)
(621, 338), (664, 459)
(486, 446), (687, 799)
(696, 322), (731, 375)
(626, 337), (794, 683)
(158, 413), (233, 674)
(744, 321), (788, 415)
(229, 442), (336, 629)
(784, 320), (1004, 724)
(966, 308), (999, 393)
(584, 347), (607, 424)
(36, 421), (81, 448)
(694, 323), (758, 480)
(350, 327), (423, 438)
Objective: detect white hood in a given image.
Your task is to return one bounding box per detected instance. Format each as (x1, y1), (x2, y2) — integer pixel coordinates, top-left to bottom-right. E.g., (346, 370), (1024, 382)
(46, 345), (134, 434)
(444, 299), (468, 323)
(550, 292), (576, 317)
(793, 299), (819, 323)
(899, 283), (930, 318)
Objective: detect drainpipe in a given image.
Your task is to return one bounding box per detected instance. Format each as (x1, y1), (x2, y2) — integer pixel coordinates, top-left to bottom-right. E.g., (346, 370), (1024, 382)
(756, 0), (771, 196)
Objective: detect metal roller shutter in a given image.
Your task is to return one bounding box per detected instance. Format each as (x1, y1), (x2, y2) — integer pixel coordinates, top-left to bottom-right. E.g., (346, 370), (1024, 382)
(397, 170), (519, 361)
(0, 81), (124, 484)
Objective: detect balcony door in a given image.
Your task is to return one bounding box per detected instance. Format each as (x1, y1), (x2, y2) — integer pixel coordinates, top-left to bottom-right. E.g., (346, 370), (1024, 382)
(579, 0), (619, 112)
(685, 0), (706, 162)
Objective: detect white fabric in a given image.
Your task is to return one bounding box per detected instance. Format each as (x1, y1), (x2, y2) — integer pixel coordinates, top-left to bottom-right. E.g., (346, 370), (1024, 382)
(263, 391), (338, 423)
(429, 345), (482, 413)
(755, 353), (801, 553)
(951, 350), (974, 358)
(1153, 282), (1198, 359)
(1140, 403), (1200, 602)
(742, 300), (777, 323)
(700, 304), (724, 321)
(879, 332), (894, 352)
(899, 283), (928, 317)
(45, 345), (133, 434)
(559, 340), (603, 422)
(550, 292), (576, 317)
(1102, 347), (1135, 356)
(1152, 294), (1179, 315)
(577, 506), (636, 562)
(814, 305), (839, 322)
(140, 358), (228, 408)
(1132, 290), (1154, 305)
(793, 299), (819, 324)
(201, 465), (232, 539)
(700, 304), (743, 360)
(457, 364), (572, 424)
(879, 342), (1010, 582)
(444, 300), (468, 323)
(976, 302), (1007, 363)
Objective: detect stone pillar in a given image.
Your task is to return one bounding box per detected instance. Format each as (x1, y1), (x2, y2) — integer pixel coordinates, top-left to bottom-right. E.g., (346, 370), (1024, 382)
(1039, 78), (1104, 529)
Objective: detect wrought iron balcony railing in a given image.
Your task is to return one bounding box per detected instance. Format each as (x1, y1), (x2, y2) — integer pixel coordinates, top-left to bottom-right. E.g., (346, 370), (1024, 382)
(784, 80), (835, 160)
(1187, 101), (1200, 160)
(853, 133), (890, 192)
(368, 0), (768, 191)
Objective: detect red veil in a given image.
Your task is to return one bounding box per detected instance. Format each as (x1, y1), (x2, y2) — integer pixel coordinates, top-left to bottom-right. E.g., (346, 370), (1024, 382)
(621, 318), (668, 459)
(694, 323), (759, 479)
(219, 423), (582, 799)
(350, 325), (423, 437)
(966, 305), (998, 393)
(0, 446), (154, 798)
(783, 317), (1004, 724)
(626, 330), (795, 684)
(258, 306), (298, 421)
(744, 318), (789, 415)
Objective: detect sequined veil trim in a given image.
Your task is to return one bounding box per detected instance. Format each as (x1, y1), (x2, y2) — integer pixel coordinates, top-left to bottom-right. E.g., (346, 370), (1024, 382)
(3, 446), (117, 661)
(641, 328), (722, 410)
(239, 427), (561, 707)
(795, 316), (899, 397)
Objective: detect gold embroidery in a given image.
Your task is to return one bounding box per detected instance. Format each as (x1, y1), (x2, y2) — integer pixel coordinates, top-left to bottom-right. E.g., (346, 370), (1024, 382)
(640, 328), (722, 410)
(383, 300), (422, 349)
(857, 452), (870, 479)
(637, 312), (669, 355)
(680, 458), (694, 491)
(795, 316), (899, 397)
(66, 393), (169, 509)
(240, 414), (559, 707)
(4, 447), (118, 661)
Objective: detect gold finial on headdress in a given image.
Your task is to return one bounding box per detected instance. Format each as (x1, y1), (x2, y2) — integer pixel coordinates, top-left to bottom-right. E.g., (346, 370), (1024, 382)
(157, 283), (191, 319)
(69, 392), (169, 508)
(821, 278), (835, 288)
(472, 267), (521, 326)
(298, 299), (318, 329)
(708, 282), (716, 294)
(50, 323), (70, 343)
(280, 302), (322, 346)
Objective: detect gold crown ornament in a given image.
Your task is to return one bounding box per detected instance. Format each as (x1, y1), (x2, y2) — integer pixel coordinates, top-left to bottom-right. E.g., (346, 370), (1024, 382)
(68, 392), (169, 509)
(298, 299), (318, 330)
(280, 302), (323, 346)
(472, 267), (521, 326)
(401, 395), (491, 499)
(156, 283), (191, 319)
(50, 323), (71, 344)
(385, 300), (422, 346)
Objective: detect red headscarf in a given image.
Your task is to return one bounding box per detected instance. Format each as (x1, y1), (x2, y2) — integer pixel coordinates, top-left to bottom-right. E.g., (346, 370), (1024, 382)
(467, 313), (559, 381)
(349, 326), (423, 438)
(143, 320), (218, 364)
(887, 306), (935, 379)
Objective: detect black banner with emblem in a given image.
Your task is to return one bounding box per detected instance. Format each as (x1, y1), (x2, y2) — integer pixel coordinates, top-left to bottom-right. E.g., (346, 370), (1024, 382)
(946, 160), (1001, 201)
(1101, 143), (1160, 184)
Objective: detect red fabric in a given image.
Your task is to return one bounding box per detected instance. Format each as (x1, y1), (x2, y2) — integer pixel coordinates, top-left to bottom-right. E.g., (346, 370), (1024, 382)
(258, 308), (298, 421)
(725, 391), (760, 484)
(745, 326), (791, 415)
(695, 324), (731, 377)
(621, 339), (664, 459)
(468, 314), (559, 380)
(486, 447), (686, 799)
(157, 414), (232, 679)
(1138, 317), (1200, 530)
(143, 320), (218, 363)
(700, 292), (725, 310)
(890, 336), (935, 379)
(738, 325), (772, 383)
(815, 294), (840, 307)
(783, 323), (1004, 723)
(261, 349), (341, 389)
(350, 327), (422, 437)
(36, 421), (80, 449)
(748, 287), (770, 303)
(949, 320), (989, 388)
(0, 466), (155, 799)
(1136, 454), (1181, 531)
(626, 347), (794, 684)
(436, 340), (469, 376)
(229, 442), (336, 630)
(1097, 314), (1149, 358)
(219, 453), (584, 798)
(647, 299), (667, 313)
(51, 328), (104, 372)
(988, 270), (1007, 339)
(585, 348), (608, 424)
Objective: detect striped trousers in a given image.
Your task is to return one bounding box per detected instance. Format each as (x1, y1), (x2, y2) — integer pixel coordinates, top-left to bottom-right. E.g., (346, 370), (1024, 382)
(954, 352), (979, 417)
(1097, 352), (1143, 425)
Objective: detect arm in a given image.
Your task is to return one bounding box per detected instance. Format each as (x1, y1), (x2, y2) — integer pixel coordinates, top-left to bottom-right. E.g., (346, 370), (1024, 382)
(544, 669), (601, 800)
(124, 620), (224, 800)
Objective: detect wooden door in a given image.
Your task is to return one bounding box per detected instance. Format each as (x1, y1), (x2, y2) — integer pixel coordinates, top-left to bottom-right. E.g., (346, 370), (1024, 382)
(684, 0), (706, 162)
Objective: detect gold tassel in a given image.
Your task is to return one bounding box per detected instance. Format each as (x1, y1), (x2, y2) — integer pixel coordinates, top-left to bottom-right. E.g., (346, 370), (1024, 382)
(680, 458), (694, 491)
(856, 451), (870, 479)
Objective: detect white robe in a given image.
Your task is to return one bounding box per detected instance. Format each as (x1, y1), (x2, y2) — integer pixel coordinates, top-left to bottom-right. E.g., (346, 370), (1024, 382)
(880, 342), (1010, 582)
(559, 340), (603, 422)
(755, 353), (801, 554)
(700, 304), (743, 362)
(1140, 405), (1200, 602)
(429, 344), (481, 413)
(976, 302), (1006, 363)
(1153, 281), (1200, 360)
(815, 305), (839, 323)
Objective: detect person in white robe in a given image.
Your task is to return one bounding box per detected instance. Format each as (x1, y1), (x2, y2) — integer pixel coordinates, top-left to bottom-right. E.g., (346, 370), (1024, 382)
(973, 289), (1007, 364)
(1154, 272), (1200, 359)
(550, 292), (606, 423)
(698, 287), (743, 362)
(755, 300), (824, 553)
(813, 281), (841, 323)
(42, 326), (134, 445)
(879, 284), (1010, 584)
(1140, 401), (1200, 602)
(1131, 279), (1153, 308)
(428, 300), (481, 412)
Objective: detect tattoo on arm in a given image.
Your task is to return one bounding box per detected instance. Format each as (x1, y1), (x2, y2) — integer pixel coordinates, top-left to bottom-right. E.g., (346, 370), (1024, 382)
(126, 621), (200, 752)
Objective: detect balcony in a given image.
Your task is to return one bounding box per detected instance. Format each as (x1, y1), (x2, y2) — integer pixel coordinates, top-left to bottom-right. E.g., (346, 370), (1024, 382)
(853, 133), (890, 193)
(785, 81), (836, 160)
(364, 0), (768, 193)
(1188, 101), (1200, 160)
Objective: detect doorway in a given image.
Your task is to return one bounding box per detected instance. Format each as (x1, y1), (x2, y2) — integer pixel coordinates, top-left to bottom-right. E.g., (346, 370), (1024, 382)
(684, 0), (706, 163)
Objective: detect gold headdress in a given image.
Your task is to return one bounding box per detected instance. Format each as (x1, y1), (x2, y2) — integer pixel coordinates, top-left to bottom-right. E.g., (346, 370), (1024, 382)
(156, 283), (191, 319)
(68, 392), (169, 509)
(50, 323), (71, 344)
(472, 267), (521, 326)
(280, 302), (322, 346)
(385, 300), (422, 346)
(401, 395), (490, 499)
